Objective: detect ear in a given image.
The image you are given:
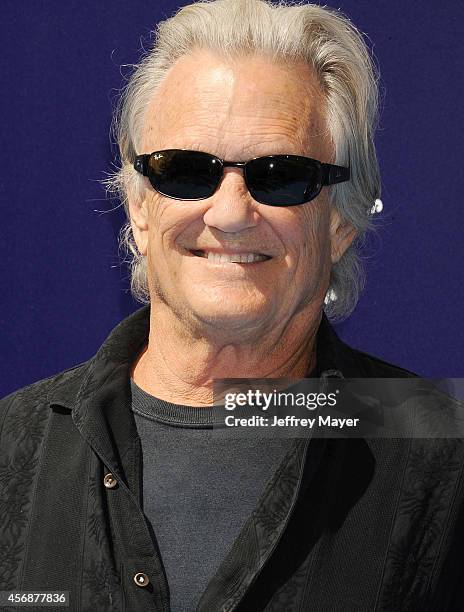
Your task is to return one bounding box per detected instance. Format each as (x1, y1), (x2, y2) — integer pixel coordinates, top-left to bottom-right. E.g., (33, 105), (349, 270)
(329, 207), (357, 263)
(128, 194), (150, 256)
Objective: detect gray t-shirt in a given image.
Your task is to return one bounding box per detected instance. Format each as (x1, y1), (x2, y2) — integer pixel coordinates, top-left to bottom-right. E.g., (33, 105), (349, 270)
(130, 378), (294, 612)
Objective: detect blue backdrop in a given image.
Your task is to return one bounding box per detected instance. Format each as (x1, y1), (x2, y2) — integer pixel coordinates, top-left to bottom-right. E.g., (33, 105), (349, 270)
(1, 0), (463, 397)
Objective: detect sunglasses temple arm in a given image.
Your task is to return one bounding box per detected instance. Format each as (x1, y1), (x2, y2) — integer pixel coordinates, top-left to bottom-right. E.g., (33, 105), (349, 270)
(321, 163), (350, 186)
(134, 154), (151, 176)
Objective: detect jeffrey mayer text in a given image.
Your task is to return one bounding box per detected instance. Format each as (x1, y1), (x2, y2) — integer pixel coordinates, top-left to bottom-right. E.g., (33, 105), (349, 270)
(224, 415), (360, 428)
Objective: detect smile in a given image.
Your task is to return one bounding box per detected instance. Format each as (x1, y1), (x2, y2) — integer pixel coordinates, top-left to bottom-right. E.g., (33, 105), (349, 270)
(190, 250), (272, 264)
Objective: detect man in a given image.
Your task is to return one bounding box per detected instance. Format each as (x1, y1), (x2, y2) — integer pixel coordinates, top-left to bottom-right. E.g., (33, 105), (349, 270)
(1, 1), (463, 611)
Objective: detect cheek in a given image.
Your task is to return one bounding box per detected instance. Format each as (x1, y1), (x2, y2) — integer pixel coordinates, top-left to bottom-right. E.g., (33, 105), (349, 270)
(303, 198), (330, 259)
(295, 204), (331, 264)
(147, 197), (186, 249)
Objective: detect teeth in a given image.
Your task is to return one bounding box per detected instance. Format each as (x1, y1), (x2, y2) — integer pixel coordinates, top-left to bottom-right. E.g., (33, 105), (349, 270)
(195, 251), (269, 263)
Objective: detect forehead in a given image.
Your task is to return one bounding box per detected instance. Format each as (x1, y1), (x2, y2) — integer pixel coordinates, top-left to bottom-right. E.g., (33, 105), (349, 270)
(140, 48), (331, 160)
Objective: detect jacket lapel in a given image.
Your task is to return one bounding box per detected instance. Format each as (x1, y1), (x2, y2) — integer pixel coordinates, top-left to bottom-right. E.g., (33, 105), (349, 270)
(48, 307), (152, 494)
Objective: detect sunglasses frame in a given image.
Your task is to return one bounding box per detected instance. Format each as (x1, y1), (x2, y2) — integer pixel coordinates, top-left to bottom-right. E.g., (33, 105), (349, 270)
(133, 148), (350, 207)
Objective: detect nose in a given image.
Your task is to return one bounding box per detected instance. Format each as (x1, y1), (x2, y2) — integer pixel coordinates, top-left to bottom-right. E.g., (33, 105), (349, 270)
(202, 168), (259, 233)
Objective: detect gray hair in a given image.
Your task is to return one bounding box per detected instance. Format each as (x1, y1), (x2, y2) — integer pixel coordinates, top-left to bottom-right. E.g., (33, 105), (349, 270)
(104, 0), (381, 321)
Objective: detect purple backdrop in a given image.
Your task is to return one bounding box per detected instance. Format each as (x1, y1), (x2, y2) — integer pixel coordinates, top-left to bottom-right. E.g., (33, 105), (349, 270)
(1, 0), (463, 397)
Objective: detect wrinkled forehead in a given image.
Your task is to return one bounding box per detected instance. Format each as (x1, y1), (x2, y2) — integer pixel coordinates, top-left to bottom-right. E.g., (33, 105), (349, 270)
(139, 48), (332, 161)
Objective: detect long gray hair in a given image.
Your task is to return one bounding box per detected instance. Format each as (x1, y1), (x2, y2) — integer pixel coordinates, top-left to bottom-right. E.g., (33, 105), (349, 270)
(104, 0), (381, 321)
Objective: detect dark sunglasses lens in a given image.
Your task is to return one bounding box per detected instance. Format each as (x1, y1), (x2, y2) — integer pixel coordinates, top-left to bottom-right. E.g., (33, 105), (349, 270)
(246, 156), (322, 206)
(147, 150), (221, 199)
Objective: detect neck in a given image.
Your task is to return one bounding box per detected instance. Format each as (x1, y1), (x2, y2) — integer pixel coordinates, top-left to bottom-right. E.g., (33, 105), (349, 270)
(131, 303), (322, 407)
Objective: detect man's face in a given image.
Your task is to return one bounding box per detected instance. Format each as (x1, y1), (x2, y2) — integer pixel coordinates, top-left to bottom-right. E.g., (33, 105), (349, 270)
(130, 49), (354, 339)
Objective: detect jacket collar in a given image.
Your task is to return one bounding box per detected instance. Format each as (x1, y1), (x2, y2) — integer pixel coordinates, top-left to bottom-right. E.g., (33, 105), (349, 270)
(48, 304), (360, 408)
(48, 305), (151, 411)
(47, 306), (151, 485)
(316, 313), (368, 378)
(46, 304), (361, 483)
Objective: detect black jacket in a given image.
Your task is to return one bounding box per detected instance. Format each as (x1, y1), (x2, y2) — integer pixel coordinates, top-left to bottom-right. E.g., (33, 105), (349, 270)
(1, 305), (463, 611)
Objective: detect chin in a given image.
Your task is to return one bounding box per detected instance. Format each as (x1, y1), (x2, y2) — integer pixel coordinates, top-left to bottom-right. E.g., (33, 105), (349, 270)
(189, 301), (269, 331)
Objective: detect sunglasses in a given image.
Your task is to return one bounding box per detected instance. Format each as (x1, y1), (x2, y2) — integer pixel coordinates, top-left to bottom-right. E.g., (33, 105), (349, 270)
(133, 149), (350, 207)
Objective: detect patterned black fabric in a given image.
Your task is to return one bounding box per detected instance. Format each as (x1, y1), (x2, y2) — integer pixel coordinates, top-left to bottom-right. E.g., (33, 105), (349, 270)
(0, 304), (463, 611)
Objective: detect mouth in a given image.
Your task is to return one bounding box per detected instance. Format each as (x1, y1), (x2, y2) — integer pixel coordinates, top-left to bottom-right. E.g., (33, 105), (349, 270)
(189, 250), (272, 264)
